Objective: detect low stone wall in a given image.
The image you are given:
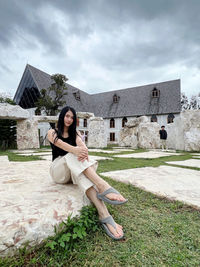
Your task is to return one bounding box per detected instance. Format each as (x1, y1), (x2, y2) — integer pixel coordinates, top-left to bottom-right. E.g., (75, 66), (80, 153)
(0, 103), (105, 149)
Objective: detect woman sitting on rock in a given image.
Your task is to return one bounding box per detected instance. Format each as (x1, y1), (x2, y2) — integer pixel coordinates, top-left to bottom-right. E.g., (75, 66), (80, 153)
(48, 106), (127, 240)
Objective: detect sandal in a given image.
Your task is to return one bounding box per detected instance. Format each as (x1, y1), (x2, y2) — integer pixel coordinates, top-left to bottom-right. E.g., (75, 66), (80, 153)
(99, 215), (124, 240)
(97, 187), (128, 205)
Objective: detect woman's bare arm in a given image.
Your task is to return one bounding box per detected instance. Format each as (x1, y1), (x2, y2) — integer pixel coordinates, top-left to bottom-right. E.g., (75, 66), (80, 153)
(76, 132), (89, 161)
(47, 129), (88, 159)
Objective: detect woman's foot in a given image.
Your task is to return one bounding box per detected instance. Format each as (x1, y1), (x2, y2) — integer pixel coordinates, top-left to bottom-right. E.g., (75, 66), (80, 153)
(98, 183), (126, 203)
(99, 215), (124, 239)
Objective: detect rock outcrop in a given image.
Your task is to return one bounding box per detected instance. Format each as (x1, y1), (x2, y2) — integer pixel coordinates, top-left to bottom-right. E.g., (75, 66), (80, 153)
(138, 122), (160, 149)
(87, 117), (107, 148)
(167, 110), (200, 151)
(119, 110), (200, 151)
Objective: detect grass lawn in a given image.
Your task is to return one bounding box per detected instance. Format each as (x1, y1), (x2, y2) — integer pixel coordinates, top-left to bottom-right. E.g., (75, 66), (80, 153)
(0, 149), (200, 266)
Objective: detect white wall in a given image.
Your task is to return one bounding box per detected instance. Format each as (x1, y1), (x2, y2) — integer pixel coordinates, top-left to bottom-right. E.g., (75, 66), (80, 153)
(105, 113), (180, 144)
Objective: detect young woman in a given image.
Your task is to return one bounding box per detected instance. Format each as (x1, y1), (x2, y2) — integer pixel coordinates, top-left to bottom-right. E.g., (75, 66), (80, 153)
(48, 106), (127, 240)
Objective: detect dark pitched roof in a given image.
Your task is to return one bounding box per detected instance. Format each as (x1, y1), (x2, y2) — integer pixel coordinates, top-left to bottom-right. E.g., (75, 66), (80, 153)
(90, 79), (181, 118)
(14, 64), (181, 117)
(28, 64), (92, 113)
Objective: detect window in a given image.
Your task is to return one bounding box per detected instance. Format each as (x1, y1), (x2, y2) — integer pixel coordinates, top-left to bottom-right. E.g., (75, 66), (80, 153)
(83, 118), (87, 127)
(151, 115), (157, 122)
(73, 91), (80, 101)
(110, 132), (115, 141)
(76, 118), (79, 127)
(113, 94), (120, 103)
(110, 118), (115, 128)
(167, 113), (175, 124)
(152, 87), (160, 98)
(85, 131), (88, 142)
(122, 117), (127, 127)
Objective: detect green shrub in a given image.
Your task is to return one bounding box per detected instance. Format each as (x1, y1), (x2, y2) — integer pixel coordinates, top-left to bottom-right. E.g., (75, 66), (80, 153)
(45, 205), (99, 253)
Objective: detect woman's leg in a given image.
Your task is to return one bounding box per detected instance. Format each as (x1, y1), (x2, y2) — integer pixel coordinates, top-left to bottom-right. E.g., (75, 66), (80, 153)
(83, 166), (126, 202)
(86, 186), (123, 238)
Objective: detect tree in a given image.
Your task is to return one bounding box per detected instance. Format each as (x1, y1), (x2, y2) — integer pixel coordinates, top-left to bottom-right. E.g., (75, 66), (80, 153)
(0, 94), (17, 150)
(189, 95), (198, 110)
(35, 74), (68, 116)
(181, 92), (190, 110)
(197, 93), (200, 109)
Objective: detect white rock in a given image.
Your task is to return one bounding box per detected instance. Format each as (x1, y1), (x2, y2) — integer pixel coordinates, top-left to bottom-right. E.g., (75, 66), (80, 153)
(138, 122), (160, 149)
(17, 118), (40, 149)
(87, 117), (107, 148)
(167, 110), (200, 151)
(0, 103), (29, 120)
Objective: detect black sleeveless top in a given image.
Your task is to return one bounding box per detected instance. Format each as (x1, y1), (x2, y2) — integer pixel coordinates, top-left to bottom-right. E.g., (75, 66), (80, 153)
(50, 131), (76, 161)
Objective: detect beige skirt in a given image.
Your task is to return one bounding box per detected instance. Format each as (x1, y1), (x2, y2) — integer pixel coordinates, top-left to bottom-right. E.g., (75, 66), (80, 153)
(49, 153), (98, 195)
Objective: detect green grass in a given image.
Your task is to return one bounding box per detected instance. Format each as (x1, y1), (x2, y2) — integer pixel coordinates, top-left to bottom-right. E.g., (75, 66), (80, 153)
(0, 150), (42, 161)
(0, 149), (200, 266)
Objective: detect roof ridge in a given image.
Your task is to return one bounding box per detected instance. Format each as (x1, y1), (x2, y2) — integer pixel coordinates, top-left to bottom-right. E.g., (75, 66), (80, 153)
(27, 64), (41, 89)
(90, 79), (180, 96)
(27, 64), (51, 77)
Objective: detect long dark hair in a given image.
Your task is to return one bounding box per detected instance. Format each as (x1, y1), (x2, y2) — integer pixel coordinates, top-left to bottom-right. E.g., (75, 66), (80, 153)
(54, 106), (77, 145)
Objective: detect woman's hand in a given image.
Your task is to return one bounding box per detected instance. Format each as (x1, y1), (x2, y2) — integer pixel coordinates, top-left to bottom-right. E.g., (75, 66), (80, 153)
(73, 146), (88, 162)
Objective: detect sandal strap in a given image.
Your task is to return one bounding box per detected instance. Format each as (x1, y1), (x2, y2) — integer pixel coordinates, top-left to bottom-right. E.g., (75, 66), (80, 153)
(99, 187), (120, 197)
(100, 215), (116, 229)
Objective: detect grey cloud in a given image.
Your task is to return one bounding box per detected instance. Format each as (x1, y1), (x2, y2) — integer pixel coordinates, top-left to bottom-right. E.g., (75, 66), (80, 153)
(0, 0), (200, 96)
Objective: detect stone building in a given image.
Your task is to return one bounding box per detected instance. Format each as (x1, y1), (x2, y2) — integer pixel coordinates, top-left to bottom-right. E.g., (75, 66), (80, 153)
(14, 64), (181, 144)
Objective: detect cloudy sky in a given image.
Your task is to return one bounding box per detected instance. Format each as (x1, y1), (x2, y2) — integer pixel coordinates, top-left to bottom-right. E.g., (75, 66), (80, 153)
(0, 0), (200, 98)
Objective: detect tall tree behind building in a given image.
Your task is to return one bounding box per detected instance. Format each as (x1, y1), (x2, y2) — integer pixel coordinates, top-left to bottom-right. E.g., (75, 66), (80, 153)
(181, 92), (190, 110)
(35, 74), (68, 116)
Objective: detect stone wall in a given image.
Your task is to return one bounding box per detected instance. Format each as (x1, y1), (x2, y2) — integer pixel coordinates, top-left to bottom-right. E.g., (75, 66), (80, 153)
(119, 110), (200, 151)
(87, 117), (107, 148)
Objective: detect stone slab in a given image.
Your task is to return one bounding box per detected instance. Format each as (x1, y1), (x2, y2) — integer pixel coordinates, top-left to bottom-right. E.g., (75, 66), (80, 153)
(10, 150), (37, 154)
(0, 103), (29, 120)
(40, 155), (113, 161)
(0, 156), (9, 162)
(114, 151), (183, 159)
(88, 149), (119, 153)
(193, 156), (200, 159)
(0, 160), (90, 256)
(100, 166), (200, 208)
(166, 159), (200, 169)
(112, 149), (135, 152)
(17, 152), (52, 156)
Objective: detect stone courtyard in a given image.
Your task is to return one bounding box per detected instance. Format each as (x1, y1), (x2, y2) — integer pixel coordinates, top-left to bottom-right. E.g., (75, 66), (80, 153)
(0, 148), (200, 256)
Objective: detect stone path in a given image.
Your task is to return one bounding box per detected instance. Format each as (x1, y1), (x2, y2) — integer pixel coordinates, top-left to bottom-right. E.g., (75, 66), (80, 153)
(0, 152), (114, 256)
(100, 166), (200, 208)
(88, 149), (121, 153)
(0, 158), (89, 256)
(1, 149), (199, 256)
(113, 148), (134, 152)
(114, 151), (183, 158)
(166, 159), (200, 169)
